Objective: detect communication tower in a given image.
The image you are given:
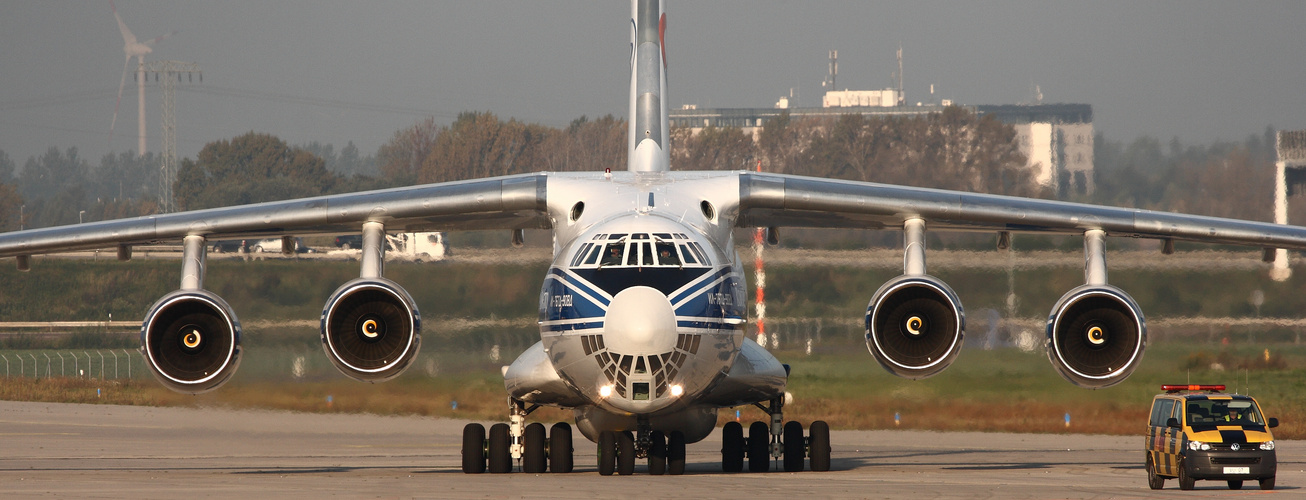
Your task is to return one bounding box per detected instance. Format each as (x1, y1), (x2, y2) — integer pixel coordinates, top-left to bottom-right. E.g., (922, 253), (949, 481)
(141, 60), (200, 213)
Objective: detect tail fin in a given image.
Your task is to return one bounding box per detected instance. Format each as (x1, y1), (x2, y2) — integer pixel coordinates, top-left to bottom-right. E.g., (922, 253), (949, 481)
(627, 0), (670, 172)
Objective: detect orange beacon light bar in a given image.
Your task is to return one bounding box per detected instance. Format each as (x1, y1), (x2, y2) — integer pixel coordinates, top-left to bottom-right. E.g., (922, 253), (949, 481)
(1162, 384), (1225, 393)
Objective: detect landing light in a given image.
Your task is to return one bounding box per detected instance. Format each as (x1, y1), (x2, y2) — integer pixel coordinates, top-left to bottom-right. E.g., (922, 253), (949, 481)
(599, 384), (614, 398)
(669, 384), (684, 397)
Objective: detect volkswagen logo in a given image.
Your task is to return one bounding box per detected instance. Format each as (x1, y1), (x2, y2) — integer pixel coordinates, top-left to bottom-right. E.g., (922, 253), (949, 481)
(1230, 443), (1241, 451)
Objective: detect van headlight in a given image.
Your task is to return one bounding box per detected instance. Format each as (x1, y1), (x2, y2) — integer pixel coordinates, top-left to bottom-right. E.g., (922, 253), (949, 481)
(1188, 441), (1211, 451)
(1260, 441), (1275, 451)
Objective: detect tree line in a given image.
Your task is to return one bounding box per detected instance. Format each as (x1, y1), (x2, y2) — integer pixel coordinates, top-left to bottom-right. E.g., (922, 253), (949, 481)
(0, 109), (1293, 245)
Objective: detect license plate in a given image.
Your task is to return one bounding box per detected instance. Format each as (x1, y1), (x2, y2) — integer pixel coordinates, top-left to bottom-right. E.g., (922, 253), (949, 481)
(1223, 467), (1250, 474)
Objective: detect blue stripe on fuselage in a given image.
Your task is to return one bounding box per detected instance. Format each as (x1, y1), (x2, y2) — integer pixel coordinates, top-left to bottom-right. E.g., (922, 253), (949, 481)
(540, 265), (744, 332)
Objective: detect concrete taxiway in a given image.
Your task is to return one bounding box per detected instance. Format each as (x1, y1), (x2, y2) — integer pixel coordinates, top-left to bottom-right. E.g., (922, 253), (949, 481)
(0, 400), (1299, 498)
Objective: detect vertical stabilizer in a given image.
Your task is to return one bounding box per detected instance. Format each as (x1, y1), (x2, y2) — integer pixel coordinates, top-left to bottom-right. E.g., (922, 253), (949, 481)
(628, 0), (670, 172)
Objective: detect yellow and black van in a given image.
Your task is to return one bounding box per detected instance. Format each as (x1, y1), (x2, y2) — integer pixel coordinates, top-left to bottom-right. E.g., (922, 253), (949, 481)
(1146, 384), (1278, 491)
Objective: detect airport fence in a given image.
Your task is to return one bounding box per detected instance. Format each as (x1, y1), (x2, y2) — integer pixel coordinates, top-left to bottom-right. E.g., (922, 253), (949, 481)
(0, 349), (141, 380)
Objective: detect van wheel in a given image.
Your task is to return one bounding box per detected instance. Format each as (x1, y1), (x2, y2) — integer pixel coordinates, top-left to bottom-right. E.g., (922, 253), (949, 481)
(1146, 454), (1165, 490)
(1259, 476), (1275, 490)
(1178, 459), (1194, 490)
(1227, 480), (1242, 490)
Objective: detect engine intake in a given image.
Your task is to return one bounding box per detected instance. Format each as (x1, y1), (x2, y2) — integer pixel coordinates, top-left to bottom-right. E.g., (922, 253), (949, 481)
(1046, 285), (1146, 389)
(141, 290), (242, 394)
(321, 278), (421, 383)
(865, 275), (965, 379)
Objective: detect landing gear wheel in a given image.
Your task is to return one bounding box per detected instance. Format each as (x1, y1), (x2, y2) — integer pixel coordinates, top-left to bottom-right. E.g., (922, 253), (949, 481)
(1178, 459), (1194, 490)
(1259, 476), (1275, 490)
(783, 421), (805, 472)
(598, 431), (617, 476)
(721, 421), (744, 472)
(1145, 454), (1164, 490)
(522, 422), (547, 473)
(488, 423), (512, 473)
(617, 431), (636, 475)
(808, 421), (831, 472)
(748, 421), (770, 472)
(1227, 480), (1243, 490)
(668, 431), (686, 475)
(461, 423), (486, 473)
(648, 430), (667, 475)
(549, 423), (573, 473)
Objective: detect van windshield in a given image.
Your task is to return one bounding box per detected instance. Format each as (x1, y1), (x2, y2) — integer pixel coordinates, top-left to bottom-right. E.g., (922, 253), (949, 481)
(1185, 399), (1266, 426)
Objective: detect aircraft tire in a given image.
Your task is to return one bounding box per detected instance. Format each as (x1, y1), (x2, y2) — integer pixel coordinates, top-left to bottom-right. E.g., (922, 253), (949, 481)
(549, 423), (573, 473)
(598, 431), (617, 476)
(461, 423), (486, 474)
(668, 431), (686, 475)
(648, 430), (667, 475)
(523, 422), (547, 474)
(748, 421), (770, 473)
(783, 421), (805, 472)
(617, 431), (636, 475)
(809, 421), (831, 472)
(721, 421), (744, 472)
(488, 423), (512, 473)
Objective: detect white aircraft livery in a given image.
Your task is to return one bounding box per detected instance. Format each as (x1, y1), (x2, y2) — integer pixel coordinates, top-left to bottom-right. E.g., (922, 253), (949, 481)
(4, 0), (1306, 476)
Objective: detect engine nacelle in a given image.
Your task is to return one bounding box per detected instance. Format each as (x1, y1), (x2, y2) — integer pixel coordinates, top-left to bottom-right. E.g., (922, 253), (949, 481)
(865, 275), (965, 379)
(1046, 285), (1146, 389)
(321, 278), (421, 383)
(141, 290), (242, 394)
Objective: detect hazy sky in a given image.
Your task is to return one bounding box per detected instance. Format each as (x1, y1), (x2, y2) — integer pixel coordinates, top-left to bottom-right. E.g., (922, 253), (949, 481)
(2, 1), (1304, 167)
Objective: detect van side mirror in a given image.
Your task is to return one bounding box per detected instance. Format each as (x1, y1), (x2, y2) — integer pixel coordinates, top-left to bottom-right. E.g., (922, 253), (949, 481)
(1167, 417), (1180, 428)
(1268, 417), (1279, 428)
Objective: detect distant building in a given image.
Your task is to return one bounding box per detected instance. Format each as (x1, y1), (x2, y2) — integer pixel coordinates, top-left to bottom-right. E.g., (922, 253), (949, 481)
(669, 98), (1094, 195)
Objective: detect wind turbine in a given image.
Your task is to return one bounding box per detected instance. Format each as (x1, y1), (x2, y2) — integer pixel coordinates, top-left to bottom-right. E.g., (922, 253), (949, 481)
(110, 0), (176, 156)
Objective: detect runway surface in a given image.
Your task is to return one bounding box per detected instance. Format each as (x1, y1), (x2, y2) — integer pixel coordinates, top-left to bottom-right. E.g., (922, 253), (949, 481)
(0, 400), (1300, 499)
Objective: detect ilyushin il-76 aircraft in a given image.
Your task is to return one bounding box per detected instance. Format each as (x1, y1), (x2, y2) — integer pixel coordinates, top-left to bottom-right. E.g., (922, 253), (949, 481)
(4, 0), (1306, 477)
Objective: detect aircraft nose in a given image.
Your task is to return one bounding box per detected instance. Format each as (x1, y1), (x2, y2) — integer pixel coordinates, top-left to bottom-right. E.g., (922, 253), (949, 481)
(603, 286), (677, 354)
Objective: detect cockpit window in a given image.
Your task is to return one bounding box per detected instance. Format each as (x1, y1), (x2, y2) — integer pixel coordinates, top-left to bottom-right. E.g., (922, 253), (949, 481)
(655, 242), (679, 266)
(601, 242), (625, 266)
(573, 233), (710, 269)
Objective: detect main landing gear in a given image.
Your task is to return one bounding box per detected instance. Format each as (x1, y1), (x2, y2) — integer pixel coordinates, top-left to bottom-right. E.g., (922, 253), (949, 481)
(462, 398), (574, 474)
(722, 397), (831, 473)
(596, 416), (687, 476)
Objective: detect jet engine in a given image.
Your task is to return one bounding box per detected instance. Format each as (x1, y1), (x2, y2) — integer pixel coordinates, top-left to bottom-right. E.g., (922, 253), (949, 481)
(141, 290), (242, 394)
(320, 278), (421, 383)
(865, 275), (965, 379)
(1045, 285), (1146, 389)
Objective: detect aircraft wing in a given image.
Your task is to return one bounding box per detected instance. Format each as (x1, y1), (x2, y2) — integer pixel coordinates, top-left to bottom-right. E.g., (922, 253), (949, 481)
(0, 173), (548, 258)
(737, 172), (1306, 250)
